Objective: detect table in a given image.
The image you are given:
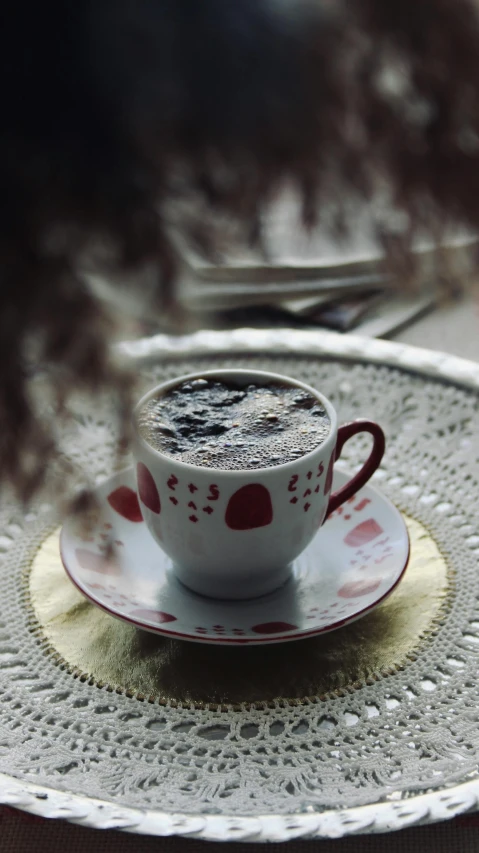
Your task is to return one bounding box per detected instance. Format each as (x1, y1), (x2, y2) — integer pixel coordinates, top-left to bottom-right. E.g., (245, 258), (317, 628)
(3, 294), (479, 851)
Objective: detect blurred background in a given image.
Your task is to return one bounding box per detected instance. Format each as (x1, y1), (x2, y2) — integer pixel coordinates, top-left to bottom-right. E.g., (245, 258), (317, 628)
(96, 191), (479, 348)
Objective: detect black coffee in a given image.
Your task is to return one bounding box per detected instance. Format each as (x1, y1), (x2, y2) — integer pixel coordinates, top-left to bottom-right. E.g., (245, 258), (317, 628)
(138, 378), (331, 470)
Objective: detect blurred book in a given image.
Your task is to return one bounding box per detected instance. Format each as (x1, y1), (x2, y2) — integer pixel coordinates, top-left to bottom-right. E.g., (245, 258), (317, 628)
(182, 194), (477, 285)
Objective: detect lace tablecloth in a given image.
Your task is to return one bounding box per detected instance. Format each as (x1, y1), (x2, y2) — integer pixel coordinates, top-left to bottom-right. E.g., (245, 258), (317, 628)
(3, 295), (479, 850)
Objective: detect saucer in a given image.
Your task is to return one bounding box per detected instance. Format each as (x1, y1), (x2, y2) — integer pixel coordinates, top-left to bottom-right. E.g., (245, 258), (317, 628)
(60, 468), (410, 645)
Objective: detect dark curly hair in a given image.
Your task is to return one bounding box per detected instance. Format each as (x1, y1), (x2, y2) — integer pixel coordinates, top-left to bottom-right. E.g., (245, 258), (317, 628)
(2, 0), (479, 500)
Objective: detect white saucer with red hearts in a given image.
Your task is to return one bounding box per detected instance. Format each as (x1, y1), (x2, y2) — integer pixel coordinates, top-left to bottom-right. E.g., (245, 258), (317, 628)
(60, 467), (410, 645)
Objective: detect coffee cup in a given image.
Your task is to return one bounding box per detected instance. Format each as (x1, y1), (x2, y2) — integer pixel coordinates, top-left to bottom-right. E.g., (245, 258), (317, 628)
(132, 369), (385, 600)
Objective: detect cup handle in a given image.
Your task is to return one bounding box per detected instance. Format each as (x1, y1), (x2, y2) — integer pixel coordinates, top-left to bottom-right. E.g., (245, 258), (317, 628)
(326, 420), (385, 518)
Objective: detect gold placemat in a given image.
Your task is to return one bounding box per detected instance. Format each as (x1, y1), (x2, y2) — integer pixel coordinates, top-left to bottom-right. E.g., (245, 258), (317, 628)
(27, 517), (451, 708)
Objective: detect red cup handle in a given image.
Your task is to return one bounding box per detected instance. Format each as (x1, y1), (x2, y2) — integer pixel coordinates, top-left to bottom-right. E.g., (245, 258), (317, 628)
(326, 420), (385, 518)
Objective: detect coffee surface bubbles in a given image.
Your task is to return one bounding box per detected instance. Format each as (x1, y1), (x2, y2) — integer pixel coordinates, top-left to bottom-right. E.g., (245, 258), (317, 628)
(137, 378), (331, 470)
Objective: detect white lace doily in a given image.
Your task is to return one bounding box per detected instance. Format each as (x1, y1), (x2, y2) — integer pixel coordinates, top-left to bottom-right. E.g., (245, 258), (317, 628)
(2, 328), (479, 841)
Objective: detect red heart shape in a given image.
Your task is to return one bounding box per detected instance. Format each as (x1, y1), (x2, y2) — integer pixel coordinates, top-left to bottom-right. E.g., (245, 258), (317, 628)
(131, 609), (177, 624)
(107, 487), (143, 522)
(75, 548), (121, 576)
(252, 622), (298, 634)
(344, 519), (383, 548)
(324, 453), (335, 495)
(225, 484), (273, 531)
(338, 579), (382, 598)
(137, 463), (161, 514)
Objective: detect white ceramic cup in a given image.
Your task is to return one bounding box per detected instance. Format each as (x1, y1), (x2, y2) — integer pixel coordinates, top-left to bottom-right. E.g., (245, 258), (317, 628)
(132, 369), (385, 600)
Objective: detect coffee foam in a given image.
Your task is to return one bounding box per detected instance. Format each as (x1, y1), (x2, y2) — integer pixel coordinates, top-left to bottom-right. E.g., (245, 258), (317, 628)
(137, 378), (331, 470)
